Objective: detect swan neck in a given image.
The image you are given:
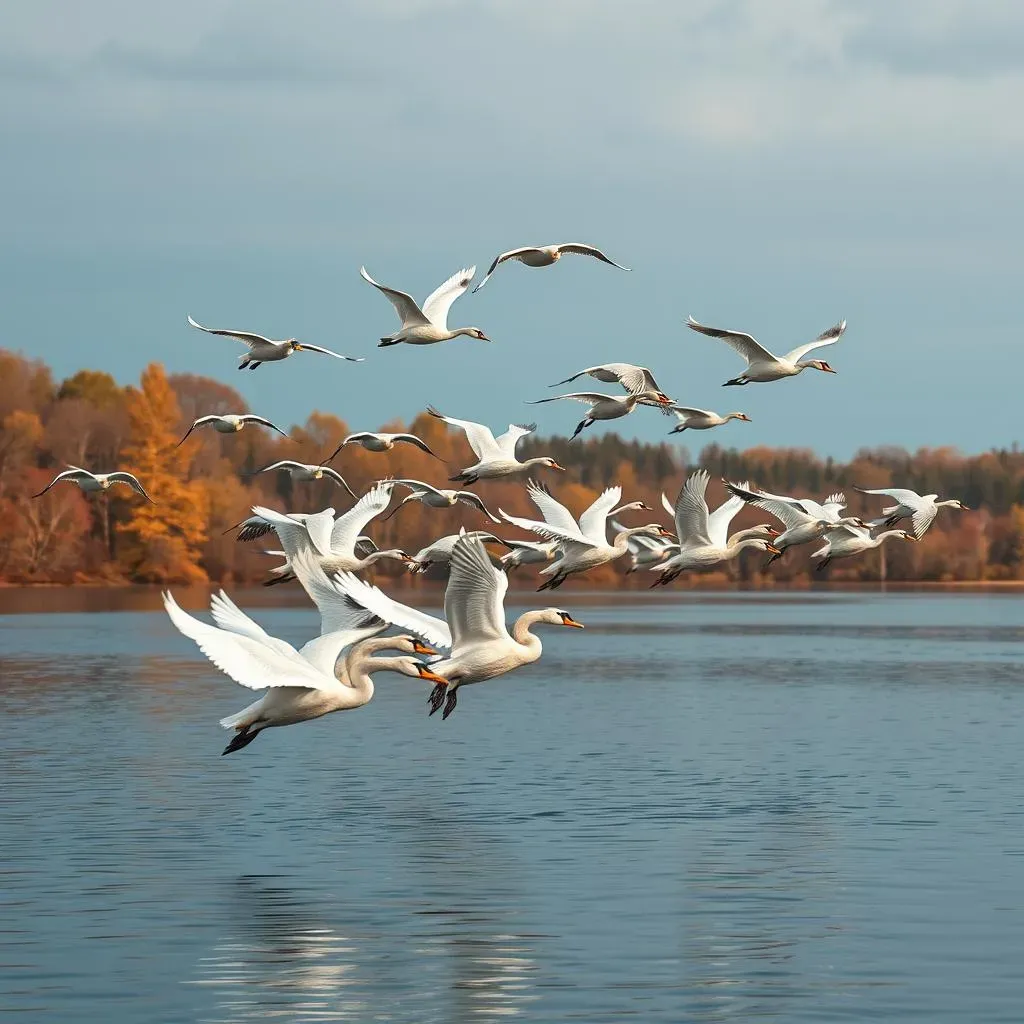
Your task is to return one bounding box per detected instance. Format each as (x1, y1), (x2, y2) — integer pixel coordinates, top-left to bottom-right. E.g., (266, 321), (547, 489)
(511, 611), (546, 651)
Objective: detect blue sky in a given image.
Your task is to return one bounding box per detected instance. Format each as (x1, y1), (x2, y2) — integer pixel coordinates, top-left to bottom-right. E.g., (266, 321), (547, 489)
(2, 0), (1021, 458)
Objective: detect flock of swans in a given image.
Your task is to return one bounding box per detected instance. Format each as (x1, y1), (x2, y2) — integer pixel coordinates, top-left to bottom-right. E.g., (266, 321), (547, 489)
(28, 240), (970, 752)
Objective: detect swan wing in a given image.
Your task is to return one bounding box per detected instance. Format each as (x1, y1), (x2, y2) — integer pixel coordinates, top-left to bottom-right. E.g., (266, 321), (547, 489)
(578, 486), (623, 546)
(674, 470), (713, 547)
(359, 267), (429, 327)
(526, 482), (586, 538)
(163, 591), (329, 691)
(330, 481), (395, 554)
(686, 316), (775, 365)
(782, 320), (847, 364)
(446, 535), (511, 649)
(333, 570), (452, 649)
(421, 266), (476, 330)
(427, 405), (500, 460)
(186, 315), (275, 349)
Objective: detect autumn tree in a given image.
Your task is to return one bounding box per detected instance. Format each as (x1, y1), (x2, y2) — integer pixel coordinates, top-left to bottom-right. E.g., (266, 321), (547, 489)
(117, 363), (209, 583)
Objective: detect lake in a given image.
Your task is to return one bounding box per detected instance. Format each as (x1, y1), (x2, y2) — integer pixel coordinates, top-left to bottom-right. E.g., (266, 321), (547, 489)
(2, 590), (1024, 1022)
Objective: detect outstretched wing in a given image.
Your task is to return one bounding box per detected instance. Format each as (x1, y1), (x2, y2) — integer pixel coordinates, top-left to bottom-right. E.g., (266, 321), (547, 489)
(163, 591), (329, 691)
(556, 243), (631, 270)
(686, 316), (775, 365)
(528, 392), (608, 407)
(209, 590), (297, 657)
(288, 547), (385, 640)
(445, 535), (510, 649)
(673, 470), (713, 547)
(725, 482), (812, 530)
(492, 422), (536, 456)
(854, 485), (923, 507)
(331, 481), (395, 554)
(421, 266), (476, 329)
(186, 315), (275, 348)
(706, 486), (746, 548)
(527, 482), (585, 538)
(254, 505), (335, 559)
(359, 267), (429, 326)
(31, 467), (92, 497)
(472, 247), (540, 292)
(332, 570), (452, 650)
(578, 486), (623, 546)
(427, 405), (500, 461)
(105, 472), (155, 503)
(296, 343), (363, 362)
(239, 416), (290, 438)
(454, 492), (502, 524)
(782, 320), (847, 364)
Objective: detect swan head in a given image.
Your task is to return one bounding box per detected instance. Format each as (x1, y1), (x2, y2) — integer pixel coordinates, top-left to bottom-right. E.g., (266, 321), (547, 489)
(895, 530), (917, 542)
(535, 457), (566, 472)
(810, 359), (837, 374)
(731, 412), (752, 422)
(388, 634), (440, 657)
(463, 327), (490, 341)
(386, 656), (448, 683)
(288, 339), (302, 351)
(635, 523), (674, 539)
(545, 609), (584, 629)
(618, 501), (653, 513)
(948, 499), (970, 510)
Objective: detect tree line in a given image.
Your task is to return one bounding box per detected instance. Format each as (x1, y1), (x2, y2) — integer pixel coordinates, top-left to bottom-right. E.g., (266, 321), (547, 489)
(0, 347), (1016, 586)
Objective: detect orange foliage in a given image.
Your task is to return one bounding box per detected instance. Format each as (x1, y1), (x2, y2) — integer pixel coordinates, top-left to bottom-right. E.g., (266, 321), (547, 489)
(116, 364), (209, 583)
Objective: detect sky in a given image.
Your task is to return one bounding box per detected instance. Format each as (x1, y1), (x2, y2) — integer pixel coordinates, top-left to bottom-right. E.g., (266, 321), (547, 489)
(2, 0), (1022, 459)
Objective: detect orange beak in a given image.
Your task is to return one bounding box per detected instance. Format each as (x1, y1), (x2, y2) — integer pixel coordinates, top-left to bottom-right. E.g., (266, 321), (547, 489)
(551, 462), (567, 472)
(765, 525), (781, 538)
(413, 641), (439, 656)
(417, 665), (448, 684)
(657, 526), (674, 538)
(656, 393), (672, 404)
(560, 614), (585, 629)
(765, 544), (781, 554)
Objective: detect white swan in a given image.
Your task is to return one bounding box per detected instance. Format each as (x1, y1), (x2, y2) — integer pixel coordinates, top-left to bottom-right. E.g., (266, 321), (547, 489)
(249, 461), (356, 498)
(31, 466), (154, 503)
(421, 534), (585, 718)
(548, 362), (670, 402)
(687, 316), (847, 385)
(426, 406), (564, 483)
(222, 510), (333, 543)
(528, 389), (672, 439)
(176, 414), (290, 448)
(499, 538), (561, 571)
(500, 482), (668, 589)
(725, 483), (866, 565)
(409, 527), (508, 574)
(328, 431), (442, 461)
(811, 524), (917, 570)
(163, 588), (442, 754)
(473, 243), (630, 292)
(254, 482), (413, 582)
(384, 479), (502, 523)
(360, 266), (488, 347)
(187, 315), (362, 369)
(668, 406), (751, 432)
(652, 470), (778, 586)
(611, 519), (679, 573)
(854, 486), (970, 538)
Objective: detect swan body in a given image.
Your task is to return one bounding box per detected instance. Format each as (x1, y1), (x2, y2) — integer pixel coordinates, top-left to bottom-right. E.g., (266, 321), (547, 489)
(250, 460), (356, 497)
(473, 243), (630, 291)
(254, 482), (413, 582)
(420, 535), (585, 718)
(528, 389), (672, 439)
(500, 482), (669, 589)
(426, 406), (564, 483)
(175, 414), (289, 447)
(360, 266), (488, 346)
(386, 479), (502, 523)
(687, 316), (847, 385)
(186, 315), (362, 369)
(652, 471), (778, 586)
(328, 431), (442, 460)
(811, 526), (917, 570)
(409, 527), (508, 574)
(854, 486), (969, 539)
(163, 586), (443, 753)
(725, 483), (866, 565)
(611, 518), (680, 572)
(668, 406), (751, 432)
(548, 363), (670, 403)
(499, 538), (561, 571)
(31, 466), (154, 502)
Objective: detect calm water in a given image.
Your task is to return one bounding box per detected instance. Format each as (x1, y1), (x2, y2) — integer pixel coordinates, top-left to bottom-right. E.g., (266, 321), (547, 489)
(2, 590), (1024, 1022)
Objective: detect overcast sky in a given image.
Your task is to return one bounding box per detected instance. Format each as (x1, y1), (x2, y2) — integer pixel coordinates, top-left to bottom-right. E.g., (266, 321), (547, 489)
(2, 1), (1021, 458)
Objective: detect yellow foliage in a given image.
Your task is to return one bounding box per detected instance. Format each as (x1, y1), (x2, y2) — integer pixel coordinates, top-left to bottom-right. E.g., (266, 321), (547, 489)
(117, 363), (210, 583)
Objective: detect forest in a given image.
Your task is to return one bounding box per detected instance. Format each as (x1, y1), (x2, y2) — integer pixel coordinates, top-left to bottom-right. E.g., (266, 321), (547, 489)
(0, 347), (1018, 587)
